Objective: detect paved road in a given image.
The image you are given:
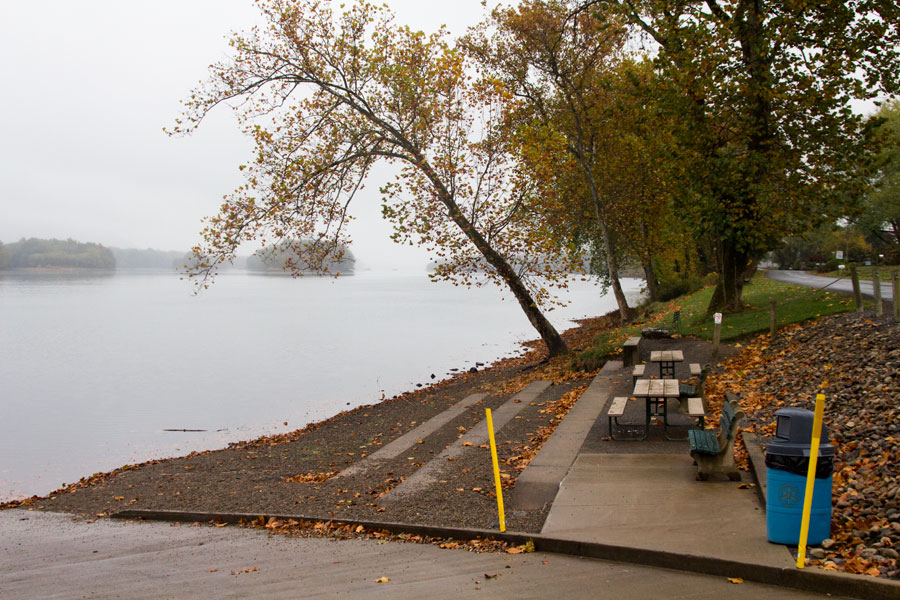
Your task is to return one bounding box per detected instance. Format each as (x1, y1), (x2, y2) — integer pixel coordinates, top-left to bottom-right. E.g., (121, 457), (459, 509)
(1, 510), (841, 599)
(766, 269), (894, 301)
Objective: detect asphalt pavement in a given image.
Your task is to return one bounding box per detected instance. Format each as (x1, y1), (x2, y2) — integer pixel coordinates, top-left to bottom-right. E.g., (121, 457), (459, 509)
(766, 269), (895, 301)
(0, 510), (846, 599)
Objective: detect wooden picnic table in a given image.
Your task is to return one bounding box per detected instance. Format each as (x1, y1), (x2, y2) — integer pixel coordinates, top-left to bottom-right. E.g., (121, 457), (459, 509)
(650, 349), (684, 378)
(629, 378), (681, 440)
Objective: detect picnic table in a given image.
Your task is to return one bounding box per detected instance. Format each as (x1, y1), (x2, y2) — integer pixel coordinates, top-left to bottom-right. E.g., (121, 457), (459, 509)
(630, 378), (681, 440)
(650, 350), (684, 378)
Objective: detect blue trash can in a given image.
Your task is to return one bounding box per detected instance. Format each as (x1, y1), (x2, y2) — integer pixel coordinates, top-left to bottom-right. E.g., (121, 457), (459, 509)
(765, 407), (835, 545)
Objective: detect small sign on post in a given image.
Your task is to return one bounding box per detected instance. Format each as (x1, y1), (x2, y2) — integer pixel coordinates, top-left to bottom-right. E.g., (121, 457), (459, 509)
(712, 313), (722, 359)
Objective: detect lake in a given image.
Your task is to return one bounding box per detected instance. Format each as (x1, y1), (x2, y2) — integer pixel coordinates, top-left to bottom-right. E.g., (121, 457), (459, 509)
(0, 269), (643, 501)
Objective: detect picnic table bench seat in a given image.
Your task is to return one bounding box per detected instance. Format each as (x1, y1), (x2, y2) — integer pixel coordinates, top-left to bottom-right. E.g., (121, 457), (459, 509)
(689, 392), (744, 481)
(683, 397), (706, 427)
(607, 396), (643, 441)
(631, 363), (645, 384)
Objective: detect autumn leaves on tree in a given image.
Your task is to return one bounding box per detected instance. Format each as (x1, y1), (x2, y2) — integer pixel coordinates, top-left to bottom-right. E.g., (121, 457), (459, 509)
(171, 0), (900, 356)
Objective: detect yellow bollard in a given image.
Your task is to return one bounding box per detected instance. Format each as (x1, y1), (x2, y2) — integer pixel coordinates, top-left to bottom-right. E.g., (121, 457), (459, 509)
(486, 408), (506, 533)
(796, 393), (826, 569)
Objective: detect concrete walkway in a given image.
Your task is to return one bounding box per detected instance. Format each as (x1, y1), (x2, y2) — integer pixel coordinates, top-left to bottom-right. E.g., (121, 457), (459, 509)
(542, 453), (789, 568)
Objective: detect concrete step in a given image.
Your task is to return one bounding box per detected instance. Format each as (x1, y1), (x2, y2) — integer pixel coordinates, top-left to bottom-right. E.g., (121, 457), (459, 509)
(381, 380), (552, 502)
(334, 392), (487, 480)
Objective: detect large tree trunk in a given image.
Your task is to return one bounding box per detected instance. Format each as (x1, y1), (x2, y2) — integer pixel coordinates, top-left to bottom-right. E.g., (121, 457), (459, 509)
(707, 237), (752, 313)
(418, 158), (569, 358)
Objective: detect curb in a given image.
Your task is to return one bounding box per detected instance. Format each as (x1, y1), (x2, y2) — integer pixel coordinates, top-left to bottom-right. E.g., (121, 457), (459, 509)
(114, 509), (900, 600)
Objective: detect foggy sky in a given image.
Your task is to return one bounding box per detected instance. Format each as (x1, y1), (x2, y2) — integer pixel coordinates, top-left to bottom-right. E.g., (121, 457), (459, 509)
(1, 2), (880, 272)
(0, 0), (491, 271)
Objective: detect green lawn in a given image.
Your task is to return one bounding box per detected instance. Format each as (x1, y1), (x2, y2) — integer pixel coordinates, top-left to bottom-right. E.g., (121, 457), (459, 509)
(574, 273), (862, 368)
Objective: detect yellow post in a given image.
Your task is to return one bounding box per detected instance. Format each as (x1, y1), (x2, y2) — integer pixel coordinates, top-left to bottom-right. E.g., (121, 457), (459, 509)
(486, 408), (506, 533)
(796, 393), (826, 569)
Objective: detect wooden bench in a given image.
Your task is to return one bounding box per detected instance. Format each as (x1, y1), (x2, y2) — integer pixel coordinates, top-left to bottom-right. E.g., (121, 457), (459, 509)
(631, 363), (645, 385)
(688, 392), (744, 481)
(622, 337), (641, 367)
(607, 396), (641, 441)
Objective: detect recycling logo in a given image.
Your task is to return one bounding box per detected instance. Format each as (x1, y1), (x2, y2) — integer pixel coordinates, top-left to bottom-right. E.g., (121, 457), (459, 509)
(778, 483), (801, 507)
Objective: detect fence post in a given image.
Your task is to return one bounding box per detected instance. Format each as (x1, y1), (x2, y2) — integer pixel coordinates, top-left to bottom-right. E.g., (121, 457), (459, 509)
(893, 270), (899, 322)
(873, 268), (883, 318)
(770, 299), (777, 341)
(850, 263), (863, 312)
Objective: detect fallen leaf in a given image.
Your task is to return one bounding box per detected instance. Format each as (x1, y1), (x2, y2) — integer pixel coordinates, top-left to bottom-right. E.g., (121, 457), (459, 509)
(727, 578), (744, 584)
(375, 577), (390, 583)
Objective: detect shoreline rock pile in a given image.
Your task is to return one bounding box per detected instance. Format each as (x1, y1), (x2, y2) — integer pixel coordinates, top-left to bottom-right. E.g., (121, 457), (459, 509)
(714, 311), (899, 579)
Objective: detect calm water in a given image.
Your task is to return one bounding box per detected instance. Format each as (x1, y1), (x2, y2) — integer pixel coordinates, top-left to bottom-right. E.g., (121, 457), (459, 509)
(0, 270), (643, 501)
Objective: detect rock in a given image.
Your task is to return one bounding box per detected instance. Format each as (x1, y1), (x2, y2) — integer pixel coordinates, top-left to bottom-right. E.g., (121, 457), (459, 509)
(809, 548), (826, 559)
(821, 538), (836, 549)
(641, 328), (672, 339)
(881, 548), (900, 559)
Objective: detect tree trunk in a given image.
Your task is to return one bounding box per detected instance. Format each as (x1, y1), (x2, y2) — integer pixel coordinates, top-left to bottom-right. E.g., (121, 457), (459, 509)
(707, 237), (751, 313)
(417, 158), (569, 358)
(642, 259), (659, 302)
(582, 168), (631, 321)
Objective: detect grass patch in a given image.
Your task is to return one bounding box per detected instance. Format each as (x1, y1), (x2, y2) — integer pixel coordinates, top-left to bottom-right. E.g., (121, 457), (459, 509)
(574, 273), (862, 368)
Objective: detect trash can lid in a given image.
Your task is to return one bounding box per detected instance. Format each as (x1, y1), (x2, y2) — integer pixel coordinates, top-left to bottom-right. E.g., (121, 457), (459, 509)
(773, 407), (830, 441)
(765, 438), (836, 457)
(765, 406), (834, 456)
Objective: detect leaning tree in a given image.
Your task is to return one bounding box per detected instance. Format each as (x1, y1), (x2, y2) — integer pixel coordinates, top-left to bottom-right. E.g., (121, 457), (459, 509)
(170, 0), (578, 356)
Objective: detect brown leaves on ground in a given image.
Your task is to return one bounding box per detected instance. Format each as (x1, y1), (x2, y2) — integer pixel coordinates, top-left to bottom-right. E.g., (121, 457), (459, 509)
(282, 471), (338, 484)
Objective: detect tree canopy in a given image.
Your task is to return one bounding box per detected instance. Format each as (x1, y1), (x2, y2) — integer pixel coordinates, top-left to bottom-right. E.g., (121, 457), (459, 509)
(171, 0), (576, 356)
(587, 0), (900, 311)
